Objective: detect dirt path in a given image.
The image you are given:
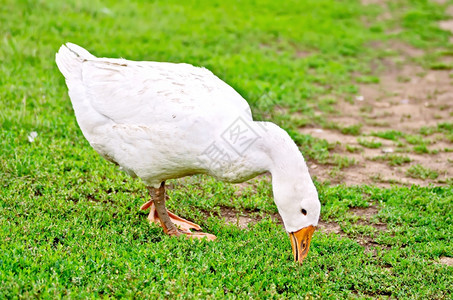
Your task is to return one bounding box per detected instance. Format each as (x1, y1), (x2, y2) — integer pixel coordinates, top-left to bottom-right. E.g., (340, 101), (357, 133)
(299, 44), (452, 187)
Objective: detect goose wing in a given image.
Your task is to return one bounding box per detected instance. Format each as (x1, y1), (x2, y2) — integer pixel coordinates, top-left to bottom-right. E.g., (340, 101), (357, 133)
(81, 58), (252, 125)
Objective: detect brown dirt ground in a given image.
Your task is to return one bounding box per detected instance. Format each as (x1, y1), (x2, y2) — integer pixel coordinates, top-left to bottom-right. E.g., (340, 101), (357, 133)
(300, 47), (453, 187)
(296, 3), (453, 187)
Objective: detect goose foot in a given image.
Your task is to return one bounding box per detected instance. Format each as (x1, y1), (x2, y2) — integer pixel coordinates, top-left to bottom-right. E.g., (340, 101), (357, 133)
(140, 200), (201, 232)
(141, 182), (216, 241)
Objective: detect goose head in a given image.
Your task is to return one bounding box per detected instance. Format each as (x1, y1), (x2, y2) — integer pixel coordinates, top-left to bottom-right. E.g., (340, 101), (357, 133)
(272, 177), (320, 263)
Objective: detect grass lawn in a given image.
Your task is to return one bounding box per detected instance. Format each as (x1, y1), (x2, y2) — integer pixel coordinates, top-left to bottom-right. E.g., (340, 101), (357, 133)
(1, 0), (452, 298)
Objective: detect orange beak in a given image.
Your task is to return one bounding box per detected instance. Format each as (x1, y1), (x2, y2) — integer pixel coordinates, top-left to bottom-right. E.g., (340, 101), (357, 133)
(289, 225), (316, 263)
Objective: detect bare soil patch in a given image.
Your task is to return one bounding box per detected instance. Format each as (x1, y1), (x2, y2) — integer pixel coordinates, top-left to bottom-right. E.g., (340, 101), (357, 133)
(439, 256), (453, 266)
(318, 220), (343, 235)
(361, 0), (388, 6)
(208, 206), (282, 229)
(218, 207), (270, 229)
(350, 206), (379, 218)
(350, 206), (388, 233)
(300, 44), (453, 187)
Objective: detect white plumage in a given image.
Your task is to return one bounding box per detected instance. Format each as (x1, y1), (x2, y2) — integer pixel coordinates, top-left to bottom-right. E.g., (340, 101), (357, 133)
(56, 43), (320, 262)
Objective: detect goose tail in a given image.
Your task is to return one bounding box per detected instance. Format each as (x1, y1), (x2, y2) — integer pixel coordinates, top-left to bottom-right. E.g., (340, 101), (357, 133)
(55, 43), (95, 81)
(56, 43), (106, 138)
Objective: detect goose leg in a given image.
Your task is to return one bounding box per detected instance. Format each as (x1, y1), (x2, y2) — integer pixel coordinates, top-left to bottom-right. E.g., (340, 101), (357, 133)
(141, 182), (216, 240)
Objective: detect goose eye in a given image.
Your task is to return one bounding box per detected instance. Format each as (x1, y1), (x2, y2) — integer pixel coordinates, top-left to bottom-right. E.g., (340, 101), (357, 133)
(301, 208), (307, 215)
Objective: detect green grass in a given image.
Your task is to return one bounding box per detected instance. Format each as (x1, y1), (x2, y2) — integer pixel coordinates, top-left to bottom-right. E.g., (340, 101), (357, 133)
(340, 124), (363, 136)
(405, 134), (430, 145)
(346, 144), (362, 153)
(406, 164), (440, 180)
(430, 62), (453, 70)
(358, 138), (383, 149)
(420, 122), (453, 140)
(331, 154), (356, 169)
(2, 176), (452, 298)
(413, 144), (430, 154)
(371, 154), (412, 166)
(371, 130), (404, 141)
(355, 75), (380, 84)
(1, 0), (453, 298)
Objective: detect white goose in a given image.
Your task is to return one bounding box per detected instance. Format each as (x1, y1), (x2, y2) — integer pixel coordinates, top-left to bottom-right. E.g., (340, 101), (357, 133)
(55, 43), (320, 263)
